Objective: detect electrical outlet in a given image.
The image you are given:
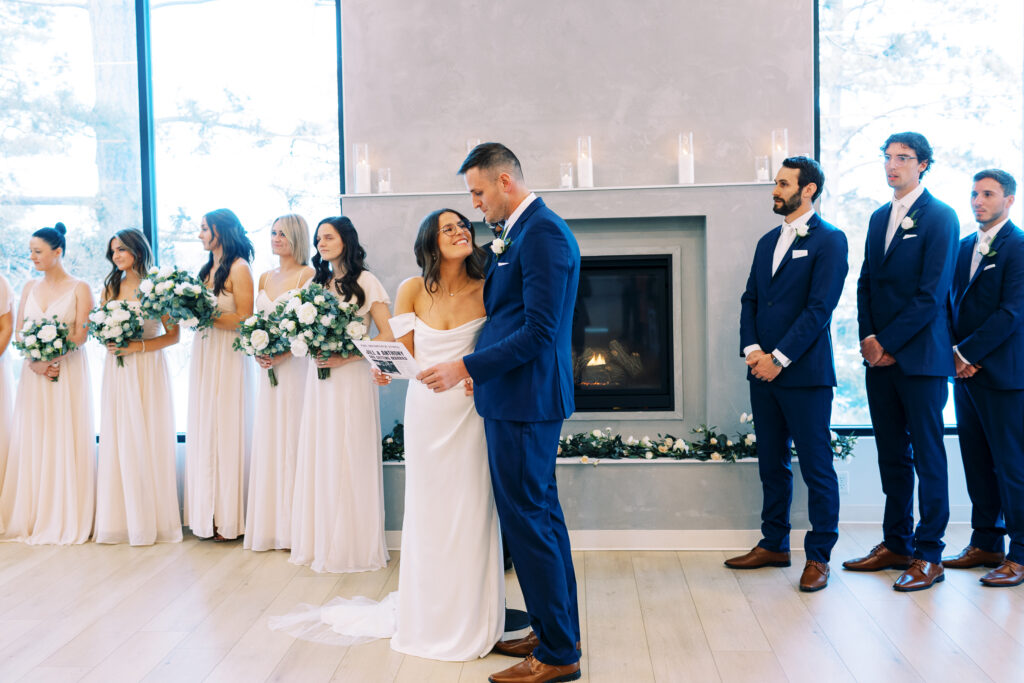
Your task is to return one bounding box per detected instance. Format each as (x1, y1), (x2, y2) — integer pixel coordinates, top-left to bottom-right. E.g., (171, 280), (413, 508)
(837, 470), (850, 494)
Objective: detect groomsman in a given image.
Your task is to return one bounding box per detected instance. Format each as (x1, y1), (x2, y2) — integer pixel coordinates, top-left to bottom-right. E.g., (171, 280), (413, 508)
(844, 132), (959, 591)
(727, 157), (848, 592)
(943, 169), (1024, 587)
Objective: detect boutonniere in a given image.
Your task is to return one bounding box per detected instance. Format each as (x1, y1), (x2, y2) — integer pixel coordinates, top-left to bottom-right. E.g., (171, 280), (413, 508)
(490, 237), (512, 255)
(794, 224), (809, 238)
(900, 210), (919, 232)
(977, 240), (997, 258)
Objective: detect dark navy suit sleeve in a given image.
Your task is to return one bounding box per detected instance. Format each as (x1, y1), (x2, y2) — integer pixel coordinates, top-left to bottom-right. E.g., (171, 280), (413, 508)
(959, 237), (1024, 363)
(776, 228), (849, 362)
(739, 238), (764, 355)
(464, 217), (572, 384)
(875, 205), (958, 353)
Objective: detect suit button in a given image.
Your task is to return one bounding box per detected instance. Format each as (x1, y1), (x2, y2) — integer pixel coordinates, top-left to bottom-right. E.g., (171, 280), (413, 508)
(767, 301), (774, 307)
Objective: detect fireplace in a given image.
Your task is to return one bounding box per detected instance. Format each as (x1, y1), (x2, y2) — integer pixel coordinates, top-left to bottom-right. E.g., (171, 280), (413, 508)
(572, 254), (674, 411)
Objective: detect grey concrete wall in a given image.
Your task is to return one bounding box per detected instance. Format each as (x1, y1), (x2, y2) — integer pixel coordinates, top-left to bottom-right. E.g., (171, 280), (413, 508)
(343, 0), (813, 193)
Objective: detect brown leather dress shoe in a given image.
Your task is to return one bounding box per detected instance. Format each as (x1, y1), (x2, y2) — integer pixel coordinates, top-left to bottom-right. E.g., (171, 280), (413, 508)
(842, 543), (912, 572)
(724, 546), (791, 569)
(980, 560), (1024, 587)
(488, 655), (581, 683)
(942, 545), (1005, 569)
(799, 561), (830, 592)
(493, 632), (583, 658)
(893, 559), (944, 592)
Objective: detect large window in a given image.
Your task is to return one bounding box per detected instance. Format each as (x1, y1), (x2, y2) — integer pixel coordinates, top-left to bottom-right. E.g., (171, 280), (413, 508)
(819, 0), (1024, 425)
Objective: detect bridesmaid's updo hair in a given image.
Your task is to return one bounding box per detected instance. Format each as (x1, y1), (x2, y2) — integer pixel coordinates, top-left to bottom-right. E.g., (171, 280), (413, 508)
(312, 216), (367, 309)
(198, 208), (255, 296)
(33, 222), (68, 256)
(104, 228), (154, 301)
(414, 209), (489, 295)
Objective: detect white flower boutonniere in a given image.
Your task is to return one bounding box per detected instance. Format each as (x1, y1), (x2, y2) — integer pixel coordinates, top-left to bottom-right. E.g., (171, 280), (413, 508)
(978, 240), (997, 258)
(794, 225), (809, 238)
(491, 238), (508, 255)
(900, 210), (919, 231)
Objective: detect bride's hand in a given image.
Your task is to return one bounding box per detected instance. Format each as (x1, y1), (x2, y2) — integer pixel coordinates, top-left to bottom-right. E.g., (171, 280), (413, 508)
(463, 377), (474, 396)
(370, 367), (392, 386)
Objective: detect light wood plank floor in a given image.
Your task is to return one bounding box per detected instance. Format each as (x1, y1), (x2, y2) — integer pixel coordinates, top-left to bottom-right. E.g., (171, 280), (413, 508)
(1, 523), (1021, 682)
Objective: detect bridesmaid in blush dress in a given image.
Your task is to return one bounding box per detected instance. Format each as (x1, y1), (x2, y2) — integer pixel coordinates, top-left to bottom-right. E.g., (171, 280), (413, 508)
(0, 273), (14, 480)
(94, 229), (182, 545)
(0, 223), (95, 544)
(185, 209), (256, 542)
(289, 216), (393, 573)
(244, 214), (314, 552)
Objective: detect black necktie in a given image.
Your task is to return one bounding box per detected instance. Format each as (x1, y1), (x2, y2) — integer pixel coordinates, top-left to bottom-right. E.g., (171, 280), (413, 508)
(491, 221), (505, 237)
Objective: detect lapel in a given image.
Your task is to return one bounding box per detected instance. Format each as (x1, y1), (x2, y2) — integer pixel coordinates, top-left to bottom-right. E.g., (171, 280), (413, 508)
(883, 188), (932, 262)
(502, 196), (545, 247)
(772, 213), (819, 281)
(953, 237), (975, 302)
(963, 221), (1013, 297)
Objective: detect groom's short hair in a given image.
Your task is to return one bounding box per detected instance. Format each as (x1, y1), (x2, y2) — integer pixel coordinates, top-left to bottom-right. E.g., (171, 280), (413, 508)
(458, 142), (524, 180)
(973, 168), (1016, 197)
(781, 156), (825, 201)
(881, 131), (934, 179)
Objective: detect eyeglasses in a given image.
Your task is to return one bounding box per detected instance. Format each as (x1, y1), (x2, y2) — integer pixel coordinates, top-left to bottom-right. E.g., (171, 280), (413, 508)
(440, 221), (471, 236)
(882, 154), (919, 166)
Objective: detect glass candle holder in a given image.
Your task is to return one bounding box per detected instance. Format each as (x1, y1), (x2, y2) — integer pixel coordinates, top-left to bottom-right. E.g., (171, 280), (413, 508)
(771, 128), (788, 175)
(353, 143), (371, 194)
(376, 167), (392, 193)
(576, 136), (593, 188)
(677, 131), (695, 184)
(755, 155), (771, 182)
(559, 162), (574, 189)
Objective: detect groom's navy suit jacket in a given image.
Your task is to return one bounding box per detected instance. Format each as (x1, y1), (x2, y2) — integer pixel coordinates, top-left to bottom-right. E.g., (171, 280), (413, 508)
(950, 221), (1024, 391)
(856, 188), (959, 376)
(464, 197), (580, 422)
(739, 212), (848, 388)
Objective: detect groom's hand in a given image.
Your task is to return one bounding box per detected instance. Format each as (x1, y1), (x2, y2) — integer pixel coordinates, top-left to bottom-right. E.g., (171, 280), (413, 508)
(418, 360), (470, 393)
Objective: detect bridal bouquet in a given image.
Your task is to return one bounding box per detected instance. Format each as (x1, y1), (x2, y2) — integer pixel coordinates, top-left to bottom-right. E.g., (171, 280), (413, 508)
(233, 305), (292, 387)
(86, 299), (145, 367)
(13, 316), (77, 382)
(277, 282), (369, 380)
(136, 265), (218, 330)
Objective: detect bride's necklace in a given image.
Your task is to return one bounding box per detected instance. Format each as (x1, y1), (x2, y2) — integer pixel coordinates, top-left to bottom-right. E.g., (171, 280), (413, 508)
(441, 278), (471, 297)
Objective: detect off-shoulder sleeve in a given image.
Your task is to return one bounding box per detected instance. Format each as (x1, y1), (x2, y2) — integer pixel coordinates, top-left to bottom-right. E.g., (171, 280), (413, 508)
(355, 271), (391, 317)
(0, 275), (13, 315)
(388, 312), (415, 338)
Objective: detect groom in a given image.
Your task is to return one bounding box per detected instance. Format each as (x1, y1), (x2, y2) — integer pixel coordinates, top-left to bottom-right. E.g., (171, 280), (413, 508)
(418, 142), (582, 683)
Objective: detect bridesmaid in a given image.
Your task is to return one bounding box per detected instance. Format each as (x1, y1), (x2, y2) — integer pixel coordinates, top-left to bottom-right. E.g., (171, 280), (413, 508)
(290, 216), (393, 572)
(186, 209), (255, 541)
(0, 223), (95, 544)
(0, 273), (13, 480)
(244, 214), (314, 552)
(94, 229), (182, 545)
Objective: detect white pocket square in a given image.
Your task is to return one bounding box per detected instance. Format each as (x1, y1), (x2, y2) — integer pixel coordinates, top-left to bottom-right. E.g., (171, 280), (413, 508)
(792, 249), (808, 258)
(497, 262), (510, 267)
(984, 263), (996, 271)
(903, 234), (918, 239)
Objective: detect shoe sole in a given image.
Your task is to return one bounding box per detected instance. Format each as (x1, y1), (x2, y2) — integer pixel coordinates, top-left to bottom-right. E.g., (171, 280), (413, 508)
(489, 672), (581, 683)
(892, 574), (945, 592)
(842, 563), (911, 572)
(943, 562), (1004, 569)
(980, 577), (1024, 587)
(724, 561), (791, 569)
(799, 582), (828, 592)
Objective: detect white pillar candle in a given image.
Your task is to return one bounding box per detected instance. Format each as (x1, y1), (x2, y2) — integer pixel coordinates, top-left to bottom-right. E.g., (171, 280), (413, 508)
(771, 128), (788, 176)
(577, 136), (594, 188)
(355, 160), (371, 194)
(677, 131), (694, 184)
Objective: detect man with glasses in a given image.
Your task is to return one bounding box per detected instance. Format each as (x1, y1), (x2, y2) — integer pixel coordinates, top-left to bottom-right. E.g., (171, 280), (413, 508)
(844, 132), (959, 591)
(943, 169), (1024, 587)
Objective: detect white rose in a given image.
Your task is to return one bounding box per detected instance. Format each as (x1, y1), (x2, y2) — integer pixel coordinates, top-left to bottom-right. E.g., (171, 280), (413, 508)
(303, 329), (313, 339)
(830, 430), (839, 442)
(314, 295), (325, 305)
(664, 437), (674, 447)
(138, 279), (154, 295)
(285, 297), (301, 313)
(89, 310), (107, 324)
(290, 337), (308, 358)
(105, 327), (121, 340)
(155, 281), (174, 294)
(641, 436), (652, 447)
(148, 266), (159, 275)
(709, 437), (718, 445)
(174, 283), (187, 296)
(244, 316), (258, 327)
(744, 434), (755, 446)
(250, 329), (270, 351)
(674, 440), (687, 451)
(37, 324), (58, 343)
(711, 452), (723, 461)
(297, 302), (318, 325)
(158, 265), (174, 278)
(181, 317), (199, 328)
(345, 321), (367, 339)
(645, 451), (654, 459)
(591, 429), (602, 438)
(901, 216), (914, 230)
(626, 436), (636, 445)
(22, 320), (33, 332)
(580, 456), (590, 464)
(281, 319), (296, 332)
(187, 284), (202, 295)
(53, 339), (63, 349)
(31, 349), (41, 359)
(490, 238), (506, 255)
(320, 314), (335, 327)
(740, 412), (750, 423)
(726, 440), (733, 447)
(110, 308), (131, 322)
(23, 334), (37, 346)
(834, 445), (843, 454)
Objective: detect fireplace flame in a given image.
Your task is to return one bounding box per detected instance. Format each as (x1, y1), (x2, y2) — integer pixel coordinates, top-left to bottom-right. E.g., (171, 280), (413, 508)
(587, 353), (607, 367)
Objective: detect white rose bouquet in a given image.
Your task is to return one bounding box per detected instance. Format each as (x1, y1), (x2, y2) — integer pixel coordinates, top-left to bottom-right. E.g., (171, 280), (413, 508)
(136, 265), (219, 330)
(13, 316), (78, 382)
(232, 302), (292, 387)
(277, 282), (369, 380)
(85, 299), (145, 367)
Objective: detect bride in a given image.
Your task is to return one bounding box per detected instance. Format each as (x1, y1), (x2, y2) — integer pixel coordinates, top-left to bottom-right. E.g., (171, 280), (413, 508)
(271, 208), (504, 661)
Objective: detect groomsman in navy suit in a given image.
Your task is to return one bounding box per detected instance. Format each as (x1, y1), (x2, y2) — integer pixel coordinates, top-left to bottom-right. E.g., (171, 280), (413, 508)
(942, 169), (1024, 587)
(419, 143), (581, 683)
(844, 132), (959, 591)
(727, 157), (848, 592)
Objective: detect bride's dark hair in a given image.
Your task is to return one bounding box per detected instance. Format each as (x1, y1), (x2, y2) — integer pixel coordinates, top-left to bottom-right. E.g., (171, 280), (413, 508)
(103, 228), (153, 302)
(312, 216), (367, 309)
(414, 208), (489, 294)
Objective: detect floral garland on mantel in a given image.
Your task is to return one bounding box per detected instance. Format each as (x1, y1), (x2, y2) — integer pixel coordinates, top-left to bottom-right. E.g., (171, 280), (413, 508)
(381, 413), (857, 464)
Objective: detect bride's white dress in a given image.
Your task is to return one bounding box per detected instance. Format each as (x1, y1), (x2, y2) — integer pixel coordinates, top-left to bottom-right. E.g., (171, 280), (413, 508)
(244, 288), (308, 551)
(270, 312), (504, 662)
(0, 282), (94, 545)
